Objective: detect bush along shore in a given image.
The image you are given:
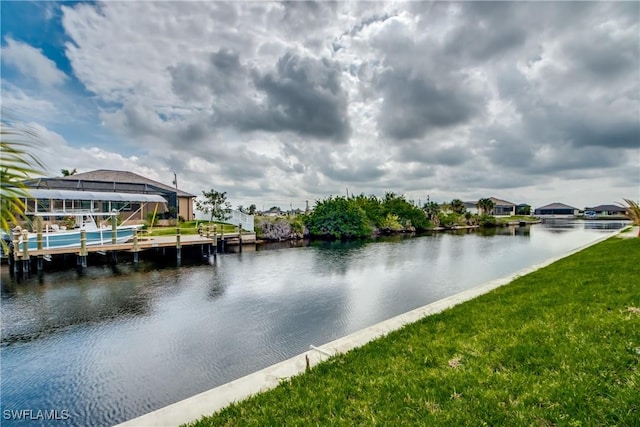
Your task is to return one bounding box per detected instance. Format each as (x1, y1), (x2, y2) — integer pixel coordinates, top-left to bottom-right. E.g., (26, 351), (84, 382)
(187, 235), (639, 426)
(256, 193), (542, 241)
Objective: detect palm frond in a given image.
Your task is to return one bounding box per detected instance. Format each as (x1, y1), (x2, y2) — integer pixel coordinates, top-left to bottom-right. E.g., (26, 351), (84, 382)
(1, 110), (46, 234)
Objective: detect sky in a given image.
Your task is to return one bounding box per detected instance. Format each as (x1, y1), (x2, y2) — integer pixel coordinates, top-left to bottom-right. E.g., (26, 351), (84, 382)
(1, 1), (639, 211)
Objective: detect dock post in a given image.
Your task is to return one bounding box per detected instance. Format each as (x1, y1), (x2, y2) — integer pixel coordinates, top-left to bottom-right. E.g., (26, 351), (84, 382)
(111, 213), (117, 244)
(79, 229), (88, 271)
(133, 229), (139, 264)
(36, 218), (44, 274)
(176, 224), (181, 266)
(220, 225), (225, 253)
(205, 225), (211, 257)
(212, 225), (217, 260)
(238, 223), (243, 253)
(12, 231), (20, 277)
(21, 230), (30, 278)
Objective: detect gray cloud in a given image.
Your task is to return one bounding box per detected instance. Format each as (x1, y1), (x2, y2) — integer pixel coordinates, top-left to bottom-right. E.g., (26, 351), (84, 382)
(169, 48), (247, 103)
(225, 52), (351, 141)
(375, 69), (482, 140)
(11, 0), (637, 209)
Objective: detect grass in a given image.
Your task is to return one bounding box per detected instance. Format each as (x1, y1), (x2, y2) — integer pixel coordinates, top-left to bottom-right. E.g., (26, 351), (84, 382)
(145, 221), (239, 236)
(187, 237), (639, 427)
(495, 215), (540, 224)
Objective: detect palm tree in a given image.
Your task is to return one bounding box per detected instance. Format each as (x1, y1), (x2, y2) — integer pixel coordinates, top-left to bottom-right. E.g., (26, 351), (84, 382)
(476, 198), (495, 216)
(61, 168), (77, 176)
(450, 198), (466, 214)
(423, 201), (440, 226)
(622, 199), (640, 237)
(1, 113), (45, 236)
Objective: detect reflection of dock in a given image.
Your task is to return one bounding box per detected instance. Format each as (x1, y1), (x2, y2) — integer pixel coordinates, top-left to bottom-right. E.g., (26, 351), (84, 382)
(8, 230), (256, 279)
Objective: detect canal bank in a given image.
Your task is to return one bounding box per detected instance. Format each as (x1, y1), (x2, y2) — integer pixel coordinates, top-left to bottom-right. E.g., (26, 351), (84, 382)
(116, 227), (631, 427)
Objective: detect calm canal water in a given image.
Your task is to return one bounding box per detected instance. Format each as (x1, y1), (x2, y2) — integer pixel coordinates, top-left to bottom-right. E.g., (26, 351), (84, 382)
(0, 220), (628, 426)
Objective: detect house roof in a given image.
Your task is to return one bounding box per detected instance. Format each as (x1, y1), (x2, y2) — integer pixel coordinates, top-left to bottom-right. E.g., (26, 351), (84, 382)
(61, 169), (196, 197)
(586, 204), (626, 212)
(27, 188), (167, 203)
(488, 197), (515, 206)
(536, 202), (578, 210)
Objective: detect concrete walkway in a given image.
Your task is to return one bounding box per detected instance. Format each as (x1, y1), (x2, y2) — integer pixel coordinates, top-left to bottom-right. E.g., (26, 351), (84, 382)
(115, 229), (624, 427)
(615, 225), (638, 238)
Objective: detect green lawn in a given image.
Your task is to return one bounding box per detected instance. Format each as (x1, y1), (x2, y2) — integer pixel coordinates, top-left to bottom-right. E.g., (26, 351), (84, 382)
(145, 221), (239, 236)
(188, 236), (639, 426)
(495, 215), (540, 223)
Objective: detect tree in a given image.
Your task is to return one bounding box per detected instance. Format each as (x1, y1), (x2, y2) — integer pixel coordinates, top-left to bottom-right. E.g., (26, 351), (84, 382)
(450, 199), (466, 214)
(622, 199), (640, 237)
(1, 113), (45, 236)
(195, 189), (231, 223)
(422, 201), (440, 226)
(476, 198), (495, 216)
(61, 168), (77, 176)
(381, 192), (429, 230)
(304, 196), (371, 239)
(247, 204), (257, 215)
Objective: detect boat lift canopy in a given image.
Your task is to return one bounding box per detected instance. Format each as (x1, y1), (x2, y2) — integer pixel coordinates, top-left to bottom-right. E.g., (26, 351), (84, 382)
(25, 189), (167, 203)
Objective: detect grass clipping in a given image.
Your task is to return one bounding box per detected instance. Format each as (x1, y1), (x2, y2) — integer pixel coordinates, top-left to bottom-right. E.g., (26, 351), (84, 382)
(189, 237), (639, 427)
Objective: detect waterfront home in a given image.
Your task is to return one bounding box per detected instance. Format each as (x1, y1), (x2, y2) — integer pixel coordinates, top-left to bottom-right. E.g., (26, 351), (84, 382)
(262, 207), (283, 217)
(488, 197), (516, 217)
(22, 169), (195, 221)
(534, 202), (579, 218)
(463, 202), (479, 215)
(585, 204), (627, 217)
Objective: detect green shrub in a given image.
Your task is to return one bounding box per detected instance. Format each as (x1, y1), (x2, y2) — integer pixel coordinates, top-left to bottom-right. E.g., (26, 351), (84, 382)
(478, 214), (497, 227)
(304, 196), (372, 239)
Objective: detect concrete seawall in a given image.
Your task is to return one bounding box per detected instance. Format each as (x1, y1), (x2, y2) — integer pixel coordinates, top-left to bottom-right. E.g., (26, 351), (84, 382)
(115, 229), (626, 427)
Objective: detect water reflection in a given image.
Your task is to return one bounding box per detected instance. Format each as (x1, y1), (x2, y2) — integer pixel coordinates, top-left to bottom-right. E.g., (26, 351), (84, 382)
(0, 221), (628, 426)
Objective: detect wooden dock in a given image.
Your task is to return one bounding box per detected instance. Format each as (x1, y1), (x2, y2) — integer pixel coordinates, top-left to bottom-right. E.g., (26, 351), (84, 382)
(8, 230), (256, 279)
(15, 233), (254, 257)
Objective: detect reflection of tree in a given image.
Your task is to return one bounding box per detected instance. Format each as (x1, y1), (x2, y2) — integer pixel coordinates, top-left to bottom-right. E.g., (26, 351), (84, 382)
(310, 239), (369, 277)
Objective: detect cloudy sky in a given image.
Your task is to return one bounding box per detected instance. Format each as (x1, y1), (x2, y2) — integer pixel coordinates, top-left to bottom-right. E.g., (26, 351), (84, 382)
(2, 1), (638, 210)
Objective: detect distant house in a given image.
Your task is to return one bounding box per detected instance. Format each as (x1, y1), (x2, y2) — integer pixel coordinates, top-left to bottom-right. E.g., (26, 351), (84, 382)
(463, 202), (479, 215)
(488, 197), (516, 217)
(534, 203), (579, 218)
(585, 204), (627, 216)
(263, 207), (282, 217)
(23, 169), (195, 221)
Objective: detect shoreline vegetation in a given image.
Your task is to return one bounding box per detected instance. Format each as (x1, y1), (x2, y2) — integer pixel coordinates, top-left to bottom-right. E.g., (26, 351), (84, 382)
(255, 194), (543, 242)
(187, 234), (639, 427)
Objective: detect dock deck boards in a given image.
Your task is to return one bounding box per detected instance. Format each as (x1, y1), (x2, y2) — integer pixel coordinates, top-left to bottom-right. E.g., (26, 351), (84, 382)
(13, 233), (256, 258)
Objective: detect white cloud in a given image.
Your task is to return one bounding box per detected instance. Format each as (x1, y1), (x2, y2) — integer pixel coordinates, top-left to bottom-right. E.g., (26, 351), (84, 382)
(1, 36), (67, 86)
(2, 1), (636, 210)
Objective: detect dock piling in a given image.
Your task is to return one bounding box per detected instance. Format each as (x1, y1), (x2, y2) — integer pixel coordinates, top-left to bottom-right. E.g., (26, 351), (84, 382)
(111, 213), (117, 244)
(213, 225), (218, 259)
(133, 229), (139, 264)
(12, 231), (20, 277)
(176, 225), (182, 266)
(21, 230), (30, 278)
(79, 230), (88, 270)
(36, 217), (44, 273)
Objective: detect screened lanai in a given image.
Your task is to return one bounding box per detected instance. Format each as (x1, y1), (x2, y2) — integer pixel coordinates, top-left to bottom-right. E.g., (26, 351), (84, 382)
(23, 189), (167, 222)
